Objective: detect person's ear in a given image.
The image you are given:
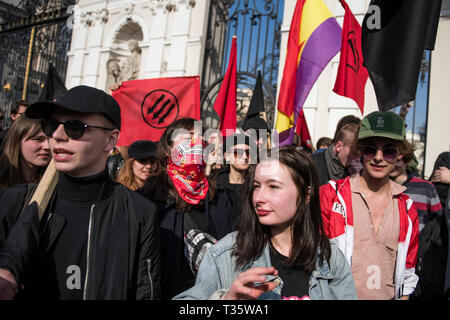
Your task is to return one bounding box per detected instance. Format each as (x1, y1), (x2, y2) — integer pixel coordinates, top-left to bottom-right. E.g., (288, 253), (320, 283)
(335, 141), (343, 153)
(105, 129), (120, 152)
(396, 153), (404, 161)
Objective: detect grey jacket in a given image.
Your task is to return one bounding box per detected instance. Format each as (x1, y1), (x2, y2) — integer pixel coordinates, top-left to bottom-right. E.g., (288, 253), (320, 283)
(174, 232), (357, 300)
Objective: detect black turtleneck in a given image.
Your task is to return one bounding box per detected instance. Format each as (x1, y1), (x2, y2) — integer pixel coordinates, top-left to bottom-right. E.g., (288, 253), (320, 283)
(40, 170), (113, 300)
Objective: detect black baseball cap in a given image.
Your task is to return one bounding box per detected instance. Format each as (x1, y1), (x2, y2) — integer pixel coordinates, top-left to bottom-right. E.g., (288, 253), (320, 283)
(26, 85), (121, 130)
(128, 140), (158, 160)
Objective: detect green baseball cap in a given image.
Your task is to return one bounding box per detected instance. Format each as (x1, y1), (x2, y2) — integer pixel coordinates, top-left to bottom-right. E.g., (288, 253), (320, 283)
(358, 111), (406, 141)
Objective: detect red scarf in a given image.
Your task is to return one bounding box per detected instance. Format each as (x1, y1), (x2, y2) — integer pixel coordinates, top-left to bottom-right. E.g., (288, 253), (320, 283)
(167, 137), (209, 205)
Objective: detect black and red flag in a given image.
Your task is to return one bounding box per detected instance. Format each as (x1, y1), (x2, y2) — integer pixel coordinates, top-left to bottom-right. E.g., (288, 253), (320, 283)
(112, 76), (200, 146)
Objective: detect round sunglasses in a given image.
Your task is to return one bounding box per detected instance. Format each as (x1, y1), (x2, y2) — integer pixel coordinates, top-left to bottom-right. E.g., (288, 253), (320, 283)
(233, 148), (250, 157)
(41, 119), (114, 140)
(361, 145), (399, 163)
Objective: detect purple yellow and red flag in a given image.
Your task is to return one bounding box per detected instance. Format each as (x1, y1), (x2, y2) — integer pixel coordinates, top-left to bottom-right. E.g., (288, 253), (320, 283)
(275, 0), (341, 146)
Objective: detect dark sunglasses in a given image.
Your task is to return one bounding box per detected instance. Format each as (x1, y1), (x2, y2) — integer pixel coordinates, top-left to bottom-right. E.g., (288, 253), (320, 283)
(233, 148), (250, 157)
(362, 145), (399, 163)
(41, 119), (114, 139)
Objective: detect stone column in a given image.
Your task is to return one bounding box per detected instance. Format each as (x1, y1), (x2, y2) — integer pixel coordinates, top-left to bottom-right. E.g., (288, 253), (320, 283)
(83, 8), (109, 87)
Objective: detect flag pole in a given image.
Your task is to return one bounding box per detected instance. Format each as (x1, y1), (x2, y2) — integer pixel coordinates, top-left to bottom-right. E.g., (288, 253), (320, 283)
(205, 132), (220, 176)
(261, 111), (272, 149)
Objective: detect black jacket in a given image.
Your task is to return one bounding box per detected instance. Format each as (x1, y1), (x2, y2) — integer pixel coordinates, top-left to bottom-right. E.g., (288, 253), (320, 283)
(411, 198), (450, 299)
(311, 150), (331, 185)
(214, 167), (244, 222)
(0, 178), (161, 300)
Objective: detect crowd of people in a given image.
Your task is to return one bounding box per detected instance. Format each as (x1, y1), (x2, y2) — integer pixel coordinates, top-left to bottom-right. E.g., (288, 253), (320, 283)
(0, 84), (449, 300)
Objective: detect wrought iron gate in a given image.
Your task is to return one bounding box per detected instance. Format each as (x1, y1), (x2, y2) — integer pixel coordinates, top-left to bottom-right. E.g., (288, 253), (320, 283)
(201, 0), (284, 130)
(0, 0), (74, 128)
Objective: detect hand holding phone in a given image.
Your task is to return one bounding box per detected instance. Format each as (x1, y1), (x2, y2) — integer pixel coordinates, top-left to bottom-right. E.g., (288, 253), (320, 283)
(222, 266), (279, 300)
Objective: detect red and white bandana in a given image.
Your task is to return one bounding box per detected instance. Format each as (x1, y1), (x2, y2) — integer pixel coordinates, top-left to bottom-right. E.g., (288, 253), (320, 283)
(167, 137), (209, 205)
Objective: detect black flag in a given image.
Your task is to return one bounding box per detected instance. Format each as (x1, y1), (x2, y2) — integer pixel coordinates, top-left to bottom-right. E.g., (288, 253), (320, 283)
(361, 0), (442, 110)
(243, 71), (268, 131)
(39, 63), (67, 101)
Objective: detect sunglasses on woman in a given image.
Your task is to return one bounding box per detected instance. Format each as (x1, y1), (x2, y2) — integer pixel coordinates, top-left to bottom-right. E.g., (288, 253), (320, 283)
(361, 145), (399, 163)
(41, 119), (114, 140)
(233, 148), (250, 157)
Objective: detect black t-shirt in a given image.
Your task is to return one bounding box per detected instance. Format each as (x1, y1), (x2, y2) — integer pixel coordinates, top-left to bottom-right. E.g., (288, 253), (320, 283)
(270, 247), (311, 300)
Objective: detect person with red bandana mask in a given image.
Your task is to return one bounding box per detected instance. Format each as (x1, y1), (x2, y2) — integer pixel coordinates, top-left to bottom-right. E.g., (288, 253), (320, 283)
(320, 111), (419, 300)
(140, 118), (236, 300)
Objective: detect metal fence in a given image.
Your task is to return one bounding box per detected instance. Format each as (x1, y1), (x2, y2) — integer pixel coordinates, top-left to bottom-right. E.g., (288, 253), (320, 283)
(0, 0), (74, 128)
(201, 0), (284, 130)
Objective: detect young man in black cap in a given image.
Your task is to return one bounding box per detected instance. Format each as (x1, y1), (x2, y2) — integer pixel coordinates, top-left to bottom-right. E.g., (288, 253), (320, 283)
(0, 85), (161, 300)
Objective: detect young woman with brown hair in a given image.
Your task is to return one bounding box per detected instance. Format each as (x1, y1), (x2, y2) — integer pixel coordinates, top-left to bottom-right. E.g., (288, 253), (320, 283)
(0, 116), (51, 189)
(174, 146), (356, 300)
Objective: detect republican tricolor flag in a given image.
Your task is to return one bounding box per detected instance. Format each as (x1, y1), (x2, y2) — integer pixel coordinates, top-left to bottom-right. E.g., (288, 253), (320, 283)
(275, 0), (341, 147)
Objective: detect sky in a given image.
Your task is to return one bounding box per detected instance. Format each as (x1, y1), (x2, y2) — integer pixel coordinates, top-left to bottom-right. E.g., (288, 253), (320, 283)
(392, 50), (431, 143)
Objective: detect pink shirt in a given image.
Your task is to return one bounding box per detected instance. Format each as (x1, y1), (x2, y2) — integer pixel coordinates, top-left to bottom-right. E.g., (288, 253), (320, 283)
(350, 174), (406, 300)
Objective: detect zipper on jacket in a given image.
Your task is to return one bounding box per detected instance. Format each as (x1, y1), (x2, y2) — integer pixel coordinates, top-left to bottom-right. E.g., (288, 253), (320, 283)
(146, 258), (154, 300)
(83, 204), (95, 300)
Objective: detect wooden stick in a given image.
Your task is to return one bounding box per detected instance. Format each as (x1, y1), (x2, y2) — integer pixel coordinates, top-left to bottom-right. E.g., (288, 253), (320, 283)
(261, 112), (271, 149)
(28, 159), (58, 221)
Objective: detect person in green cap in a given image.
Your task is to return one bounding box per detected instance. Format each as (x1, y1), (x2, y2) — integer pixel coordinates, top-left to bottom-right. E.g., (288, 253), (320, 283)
(319, 111), (419, 300)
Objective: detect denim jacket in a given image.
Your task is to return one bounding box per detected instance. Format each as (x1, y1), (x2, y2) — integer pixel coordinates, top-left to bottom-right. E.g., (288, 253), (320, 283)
(174, 232), (357, 300)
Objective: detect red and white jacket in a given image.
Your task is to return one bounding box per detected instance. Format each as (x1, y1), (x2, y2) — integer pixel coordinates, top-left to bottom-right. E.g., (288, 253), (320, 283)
(320, 176), (419, 299)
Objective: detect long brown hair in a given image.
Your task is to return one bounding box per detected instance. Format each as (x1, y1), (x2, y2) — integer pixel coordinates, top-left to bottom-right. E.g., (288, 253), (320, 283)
(0, 116), (47, 189)
(233, 146), (331, 273)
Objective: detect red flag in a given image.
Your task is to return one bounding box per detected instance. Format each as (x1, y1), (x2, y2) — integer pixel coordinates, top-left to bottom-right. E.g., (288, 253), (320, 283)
(295, 109), (312, 150)
(333, 0), (369, 114)
(213, 37), (237, 137)
(112, 76), (200, 146)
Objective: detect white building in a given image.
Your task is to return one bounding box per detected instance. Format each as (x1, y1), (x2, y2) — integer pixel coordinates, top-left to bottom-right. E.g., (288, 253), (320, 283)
(66, 0), (450, 178)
